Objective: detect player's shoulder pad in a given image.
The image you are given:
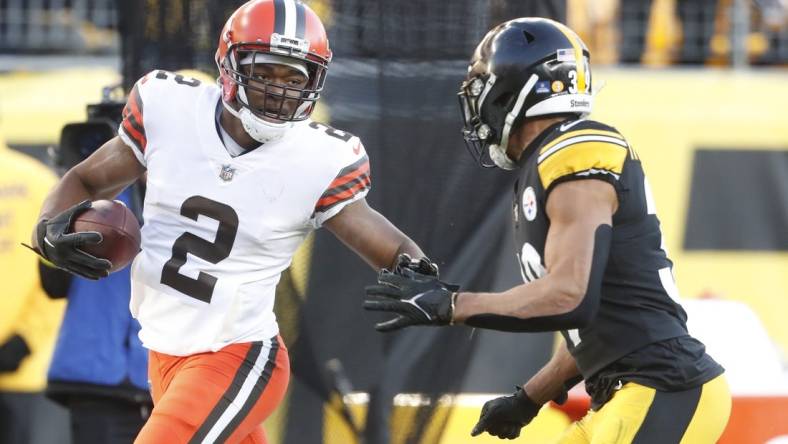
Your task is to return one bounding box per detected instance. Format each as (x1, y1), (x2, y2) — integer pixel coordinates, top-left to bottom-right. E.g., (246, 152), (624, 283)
(536, 119), (633, 191)
(305, 120), (366, 163)
(121, 70), (209, 157)
(309, 121), (371, 219)
(132, 70), (210, 106)
(129, 70), (202, 116)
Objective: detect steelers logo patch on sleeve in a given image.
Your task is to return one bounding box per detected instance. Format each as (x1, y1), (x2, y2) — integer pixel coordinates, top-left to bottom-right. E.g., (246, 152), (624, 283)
(523, 186), (538, 221)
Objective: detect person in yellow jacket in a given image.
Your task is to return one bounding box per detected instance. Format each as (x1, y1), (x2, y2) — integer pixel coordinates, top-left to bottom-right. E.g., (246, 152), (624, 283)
(0, 133), (66, 444)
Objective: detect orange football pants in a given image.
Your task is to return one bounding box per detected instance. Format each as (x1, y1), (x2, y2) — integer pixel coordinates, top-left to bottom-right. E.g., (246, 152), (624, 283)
(135, 336), (289, 444)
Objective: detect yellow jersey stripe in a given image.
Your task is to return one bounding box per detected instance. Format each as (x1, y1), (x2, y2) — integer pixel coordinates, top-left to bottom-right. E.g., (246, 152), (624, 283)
(538, 134), (628, 164)
(554, 21), (586, 93)
(538, 141), (628, 190)
(539, 128), (625, 156)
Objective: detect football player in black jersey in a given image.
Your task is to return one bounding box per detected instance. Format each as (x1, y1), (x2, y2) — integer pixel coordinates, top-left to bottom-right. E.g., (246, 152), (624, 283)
(364, 18), (730, 442)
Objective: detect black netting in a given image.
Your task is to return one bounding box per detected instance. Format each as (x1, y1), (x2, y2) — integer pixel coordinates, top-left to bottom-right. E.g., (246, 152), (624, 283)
(117, 0), (245, 91)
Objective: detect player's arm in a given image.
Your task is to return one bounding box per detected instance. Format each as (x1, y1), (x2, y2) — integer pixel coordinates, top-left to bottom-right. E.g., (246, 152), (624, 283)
(29, 137), (145, 279)
(471, 341), (581, 439)
(324, 198), (426, 270)
(364, 179), (615, 331)
(523, 341), (581, 404)
(453, 179), (615, 330)
(36, 136), (144, 225)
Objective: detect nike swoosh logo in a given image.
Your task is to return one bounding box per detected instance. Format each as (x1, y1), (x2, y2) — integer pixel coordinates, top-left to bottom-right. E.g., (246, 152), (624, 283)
(560, 119), (585, 132)
(407, 292), (433, 320)
(44, 238), (55, 248)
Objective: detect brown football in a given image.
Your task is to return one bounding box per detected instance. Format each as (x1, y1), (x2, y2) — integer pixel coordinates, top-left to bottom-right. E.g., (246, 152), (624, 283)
(72, 200), (141, 273)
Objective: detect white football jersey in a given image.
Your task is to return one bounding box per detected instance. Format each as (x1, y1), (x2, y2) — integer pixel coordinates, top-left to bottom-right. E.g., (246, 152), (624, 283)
(118, 70), (370, 356)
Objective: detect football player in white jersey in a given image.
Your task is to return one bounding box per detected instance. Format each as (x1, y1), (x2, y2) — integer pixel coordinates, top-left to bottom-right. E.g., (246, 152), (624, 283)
(29, 1), (433, 443)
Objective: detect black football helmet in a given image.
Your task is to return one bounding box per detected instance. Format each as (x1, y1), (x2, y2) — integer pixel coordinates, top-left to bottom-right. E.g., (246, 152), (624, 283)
(458, 18), (593, 169)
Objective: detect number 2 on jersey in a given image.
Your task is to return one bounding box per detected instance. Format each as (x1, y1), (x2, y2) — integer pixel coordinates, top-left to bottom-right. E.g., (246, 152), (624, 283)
(160, 196), (238, 303)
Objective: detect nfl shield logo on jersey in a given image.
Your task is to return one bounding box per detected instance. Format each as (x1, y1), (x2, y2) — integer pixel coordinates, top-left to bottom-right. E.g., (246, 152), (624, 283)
(219, 164), (236, 182)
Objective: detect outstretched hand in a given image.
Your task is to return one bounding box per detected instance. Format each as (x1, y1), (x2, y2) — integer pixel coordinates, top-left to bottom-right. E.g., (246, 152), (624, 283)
(363, 268), (459, 332)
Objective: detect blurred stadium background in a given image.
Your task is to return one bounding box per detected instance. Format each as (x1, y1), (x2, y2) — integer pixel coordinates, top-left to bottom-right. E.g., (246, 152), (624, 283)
(1, 0), (788, 443)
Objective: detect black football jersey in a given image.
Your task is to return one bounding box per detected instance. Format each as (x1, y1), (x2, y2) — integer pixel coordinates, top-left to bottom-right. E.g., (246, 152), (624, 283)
(512, 119), (694, 379)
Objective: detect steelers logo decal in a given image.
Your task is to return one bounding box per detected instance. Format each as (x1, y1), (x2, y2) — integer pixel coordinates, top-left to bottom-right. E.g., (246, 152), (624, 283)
(522, 187), (537, 221)
(551, 80), (565, 93)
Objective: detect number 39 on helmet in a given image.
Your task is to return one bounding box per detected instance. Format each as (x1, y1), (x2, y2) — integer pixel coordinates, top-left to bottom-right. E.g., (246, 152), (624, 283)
(214, 0), (332, 122)
(458, 18), (594, 169)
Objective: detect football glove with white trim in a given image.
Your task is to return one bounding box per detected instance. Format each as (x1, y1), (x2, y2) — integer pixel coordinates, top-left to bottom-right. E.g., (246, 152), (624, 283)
(31, 200), (111, 280)
(363, 268), (459, 332)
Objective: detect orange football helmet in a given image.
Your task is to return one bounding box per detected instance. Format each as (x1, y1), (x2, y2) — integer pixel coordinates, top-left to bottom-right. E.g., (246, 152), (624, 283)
(215, 0), (332, 123)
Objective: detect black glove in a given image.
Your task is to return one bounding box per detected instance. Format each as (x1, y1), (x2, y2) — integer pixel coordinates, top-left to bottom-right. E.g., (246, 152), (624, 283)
(0, 334), (31, 372)
(392, 253), (439, 277)
(471, 387), (541, 440)
(38, 259), (74, 299)
(32, 200), (111, 280)
(363, 268), (459, 332)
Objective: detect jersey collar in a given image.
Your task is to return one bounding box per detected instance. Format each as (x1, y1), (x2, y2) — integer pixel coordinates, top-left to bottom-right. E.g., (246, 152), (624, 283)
(516, 118), (575, 167)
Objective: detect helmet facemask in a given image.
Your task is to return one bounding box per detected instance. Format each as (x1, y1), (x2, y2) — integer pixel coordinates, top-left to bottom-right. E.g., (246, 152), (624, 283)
(220, 45), (328, 123)
(459, 75), (498, 168)
(459, 72), (539, 170)
(218, 45), (329, 144)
